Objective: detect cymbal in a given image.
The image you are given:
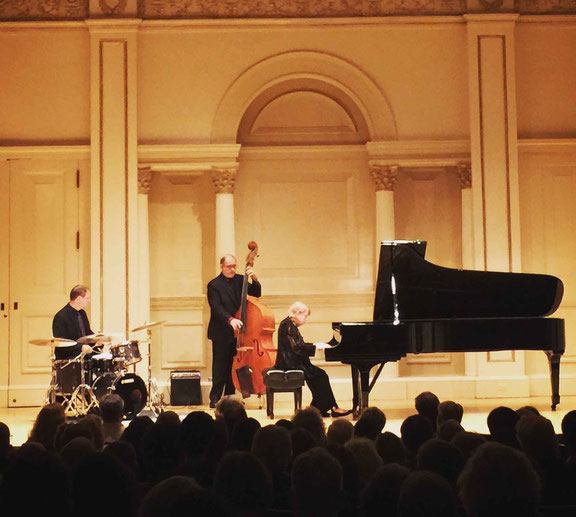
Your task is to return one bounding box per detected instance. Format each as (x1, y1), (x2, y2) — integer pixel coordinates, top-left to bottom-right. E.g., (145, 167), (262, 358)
(76, 334), (108, 344)
(131, 321), (166, 332)
(29, 337), (77, 348)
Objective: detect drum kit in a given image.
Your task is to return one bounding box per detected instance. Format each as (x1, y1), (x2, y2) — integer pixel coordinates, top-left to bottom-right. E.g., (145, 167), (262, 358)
(32, 321), (166, 419)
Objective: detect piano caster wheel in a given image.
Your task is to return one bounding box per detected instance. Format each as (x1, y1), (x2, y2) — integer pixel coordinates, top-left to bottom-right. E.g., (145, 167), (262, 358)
(551, 404), (557, 411)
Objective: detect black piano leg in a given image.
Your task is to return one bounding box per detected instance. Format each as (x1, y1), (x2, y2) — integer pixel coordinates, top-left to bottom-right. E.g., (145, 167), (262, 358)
(351, 366), (360, 418)
(546, 351), (562, 411)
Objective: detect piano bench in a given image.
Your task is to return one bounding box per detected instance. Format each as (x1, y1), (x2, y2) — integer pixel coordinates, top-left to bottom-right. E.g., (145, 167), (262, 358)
(262, 368), (305, 419)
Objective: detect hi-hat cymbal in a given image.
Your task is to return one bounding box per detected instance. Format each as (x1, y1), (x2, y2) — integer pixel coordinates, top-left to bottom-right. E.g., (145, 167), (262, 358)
(131, 321), (166, 332)
(29, 337), (77, 347)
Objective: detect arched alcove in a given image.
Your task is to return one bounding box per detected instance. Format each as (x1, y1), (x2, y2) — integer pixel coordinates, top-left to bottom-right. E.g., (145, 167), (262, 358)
(211, 50), (397, 143)
(237, 77), (370, 145)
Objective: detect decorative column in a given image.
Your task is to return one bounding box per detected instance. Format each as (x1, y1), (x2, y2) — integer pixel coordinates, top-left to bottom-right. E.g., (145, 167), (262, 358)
(457, 162), (474, 270)
(465, 13), (525, 391)
(137, 168), (153, 328)
(87, 19), (141, 337)
(212, 166), (238, 270)
(369, 163), (399, 378)
(466, 13), (521, 273)
(370, 164), (398, 255)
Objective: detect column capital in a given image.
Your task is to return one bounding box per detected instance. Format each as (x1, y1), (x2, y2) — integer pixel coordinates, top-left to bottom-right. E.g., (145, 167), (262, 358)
(369, 164), (399, 192)
(456, 162), (472, 189)
(138, 167), (153, 195)
(211, 166), (239, 194)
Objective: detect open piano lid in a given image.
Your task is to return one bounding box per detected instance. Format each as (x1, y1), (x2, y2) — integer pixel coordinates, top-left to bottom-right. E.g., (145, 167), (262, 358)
(373, 240), (564, 322)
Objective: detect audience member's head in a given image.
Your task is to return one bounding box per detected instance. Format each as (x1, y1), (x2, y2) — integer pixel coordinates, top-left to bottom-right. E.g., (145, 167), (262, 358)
(400, 414), (435, 465)
(215, 396), (247, 434)
(180, 411), (215, 460)
(516, 405), (541, 419)
(486, 406), (520, 448)
(345, 437), (383, 488)
(561, 409), (576, 459)
(0, 422), (13, 464)
(275, 418), (293, 431)
(81, 414), (104, 450)
(291, 447), (343, 516)
(375, 431), (406, 466)
(139, 476), (229, 517)
(515, 414), (560, 463)
(326, 443), (361, 512)
(140, 422), (181, 484)
(292, 407), (326, 447)
(100, 394), (124, 424)
(0, 445), (69, 514)
(252, 424), (292, 475)
(60, 436), (96, 472)
(436, 419), (464, 442)
(451, 431), (486, 464)
(458, 442), (541, 517)
(398, 470), (457, 517)
(229, 416), (261, 452)
(416, 438), (463, 488)
(121, 415), (154, 453)
(103, 440), (139, 477)
(361, 463), (410, 517)
(290, 427), (317, 460)
(28, 403), (65, 451)
(327, 418), (354, 446)
(57, 419), (97, 451)
(354, 407), (386, 440)
(214, 451), (271, 514)
(156, 410), (181, 427)
(71, 452), (138, 517)
(415, 391), (440, 431)
(437, 401), (463, 426)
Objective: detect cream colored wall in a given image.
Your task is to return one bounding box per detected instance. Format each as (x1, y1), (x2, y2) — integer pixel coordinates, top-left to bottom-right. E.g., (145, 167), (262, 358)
(0, 27), (90, 144)
(516, 21), (576, 138)
(137, 21), (469, 142)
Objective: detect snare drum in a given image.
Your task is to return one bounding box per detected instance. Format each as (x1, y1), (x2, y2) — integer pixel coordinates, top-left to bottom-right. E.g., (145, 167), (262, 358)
(53, 359), (82, 394)
(111, 340), (141, 366)
(90, 353), (115, 376)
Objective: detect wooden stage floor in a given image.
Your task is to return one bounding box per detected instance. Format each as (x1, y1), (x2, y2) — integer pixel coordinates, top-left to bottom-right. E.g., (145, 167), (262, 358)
(2, 395), (575, 447)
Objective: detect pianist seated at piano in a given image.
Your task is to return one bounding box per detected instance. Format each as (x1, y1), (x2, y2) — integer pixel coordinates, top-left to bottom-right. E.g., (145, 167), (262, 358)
(275, 302), (352, 418)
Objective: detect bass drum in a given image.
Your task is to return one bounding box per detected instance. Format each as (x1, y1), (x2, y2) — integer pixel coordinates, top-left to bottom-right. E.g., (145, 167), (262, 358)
(92, 373), (147, 419)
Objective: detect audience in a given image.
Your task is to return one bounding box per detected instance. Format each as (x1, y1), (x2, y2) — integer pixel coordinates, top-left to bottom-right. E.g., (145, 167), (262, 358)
(458, 441), (541, 517)
(100, 394), (126, 445)
(1, 394), (575, 517)
(353, 406), (386, 440)
(414, 391), (440, 432)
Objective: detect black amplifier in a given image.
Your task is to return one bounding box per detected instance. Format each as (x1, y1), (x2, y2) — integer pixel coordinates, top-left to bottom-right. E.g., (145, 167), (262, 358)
(170, 370), (202, 406)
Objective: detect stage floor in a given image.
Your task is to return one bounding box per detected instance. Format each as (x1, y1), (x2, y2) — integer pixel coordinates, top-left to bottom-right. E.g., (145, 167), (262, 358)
(2, 395), (574, 447)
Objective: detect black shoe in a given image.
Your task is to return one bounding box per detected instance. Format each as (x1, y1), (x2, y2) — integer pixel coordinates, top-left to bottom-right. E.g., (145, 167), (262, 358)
(330, 408), (353, 417)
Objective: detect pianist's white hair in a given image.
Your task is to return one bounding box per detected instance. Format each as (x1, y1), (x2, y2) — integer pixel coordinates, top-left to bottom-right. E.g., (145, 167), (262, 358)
(288, 301), (310, 317)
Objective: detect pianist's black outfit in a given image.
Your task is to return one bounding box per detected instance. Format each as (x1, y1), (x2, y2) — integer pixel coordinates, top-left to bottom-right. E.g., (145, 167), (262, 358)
(52, 303), (93, 360)
(275, 316), (337, 416)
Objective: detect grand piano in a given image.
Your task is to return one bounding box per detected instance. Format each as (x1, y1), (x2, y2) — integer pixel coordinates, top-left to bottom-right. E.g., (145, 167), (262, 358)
(325, 240), (565, 415)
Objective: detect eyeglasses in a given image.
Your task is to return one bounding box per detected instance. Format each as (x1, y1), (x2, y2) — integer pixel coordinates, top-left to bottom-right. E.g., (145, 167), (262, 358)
(222, 264), (237, 268)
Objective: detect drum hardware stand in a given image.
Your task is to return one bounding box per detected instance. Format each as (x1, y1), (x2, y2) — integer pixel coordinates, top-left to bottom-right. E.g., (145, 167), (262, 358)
(140, 330), (165, 417)
(44, 355), (99, 417)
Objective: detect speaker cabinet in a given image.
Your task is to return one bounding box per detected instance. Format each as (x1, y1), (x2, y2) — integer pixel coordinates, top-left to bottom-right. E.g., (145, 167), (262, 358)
(170, 370), (202, 406)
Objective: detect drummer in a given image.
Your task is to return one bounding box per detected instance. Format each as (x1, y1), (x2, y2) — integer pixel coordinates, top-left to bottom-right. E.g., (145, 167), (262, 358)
(52, 285), (96, 360)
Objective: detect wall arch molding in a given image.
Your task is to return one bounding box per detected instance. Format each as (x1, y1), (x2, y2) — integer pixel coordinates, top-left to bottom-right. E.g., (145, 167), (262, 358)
(211, 50), (397, 143)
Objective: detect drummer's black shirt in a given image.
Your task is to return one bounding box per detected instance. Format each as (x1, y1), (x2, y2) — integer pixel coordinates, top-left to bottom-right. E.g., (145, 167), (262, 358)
(52, 304), (93, 360)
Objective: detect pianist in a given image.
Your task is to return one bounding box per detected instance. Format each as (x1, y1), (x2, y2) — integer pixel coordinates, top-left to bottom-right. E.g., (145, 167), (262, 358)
(275, 302), (352, 418)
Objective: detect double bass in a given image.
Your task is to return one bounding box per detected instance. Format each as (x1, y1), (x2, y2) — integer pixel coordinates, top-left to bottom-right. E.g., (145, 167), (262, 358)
(232, 241), (276, 397)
